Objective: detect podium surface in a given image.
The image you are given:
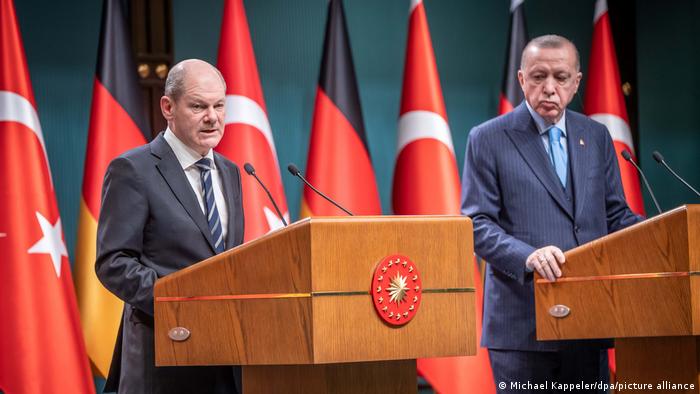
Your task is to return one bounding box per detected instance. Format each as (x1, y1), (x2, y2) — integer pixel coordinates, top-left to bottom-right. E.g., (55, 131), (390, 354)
(535, 205), (700, 392)
(154, 216), (476, 393)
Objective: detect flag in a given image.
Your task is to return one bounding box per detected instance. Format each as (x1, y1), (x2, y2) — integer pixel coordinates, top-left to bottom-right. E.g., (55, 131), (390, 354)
(0, 0), (94, 391)
(584, 0), (645, 216)
(73, 0), (149, 378)
(499, 0), (528, 115)
(584, 0), (646, 376)
(300, 0), (380, 217)
(392, 0), (460, 215)
(393, 1), (495, 392)
(216, 0), (289, 238)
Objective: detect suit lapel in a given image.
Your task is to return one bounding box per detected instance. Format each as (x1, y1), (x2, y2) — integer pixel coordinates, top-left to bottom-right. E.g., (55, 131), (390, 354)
(505, 104), (573, 219)
(150, 134), (217, 253)
(566, 115), (592, 221)
(214, 153), (241, 248)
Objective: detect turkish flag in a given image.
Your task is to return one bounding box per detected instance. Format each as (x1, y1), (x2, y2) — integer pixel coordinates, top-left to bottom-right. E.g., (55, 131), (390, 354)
(300, 0), (380, 217)
(216, 0), (289, 237)
(584, 0), (645, 216)
(392, 0), (460, 215)
(0, 0), (94, 392)
(393, 1), (495, 392)
(584, 0), (646, 376)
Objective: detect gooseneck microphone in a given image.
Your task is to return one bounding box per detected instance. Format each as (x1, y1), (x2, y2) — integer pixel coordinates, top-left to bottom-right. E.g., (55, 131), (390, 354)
(652, 151), (700, 198)
(243, 163), (288, 226)
(286, 163), (354, 216)
(621, 150), (662, 215)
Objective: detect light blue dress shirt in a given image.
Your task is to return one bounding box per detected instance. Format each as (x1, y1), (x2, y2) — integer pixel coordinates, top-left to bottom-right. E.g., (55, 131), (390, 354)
(524, 100), (568, 159)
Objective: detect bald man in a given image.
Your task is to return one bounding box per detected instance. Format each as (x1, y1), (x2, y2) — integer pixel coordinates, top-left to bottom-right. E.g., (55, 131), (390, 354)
(97, 59), (244, 393)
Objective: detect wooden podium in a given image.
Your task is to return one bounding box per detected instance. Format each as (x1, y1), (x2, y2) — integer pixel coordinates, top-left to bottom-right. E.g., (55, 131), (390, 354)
(535, 205), (700, 392)
(154, 216), (476, 393)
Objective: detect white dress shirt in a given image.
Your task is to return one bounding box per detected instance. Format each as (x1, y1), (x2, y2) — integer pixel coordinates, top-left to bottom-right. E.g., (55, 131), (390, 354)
(163, 128), (228, 244)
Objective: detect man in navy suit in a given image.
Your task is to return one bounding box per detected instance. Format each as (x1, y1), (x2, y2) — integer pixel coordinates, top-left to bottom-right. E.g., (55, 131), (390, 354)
(97, 59), (244, 393)
(461, 35), (641, 392)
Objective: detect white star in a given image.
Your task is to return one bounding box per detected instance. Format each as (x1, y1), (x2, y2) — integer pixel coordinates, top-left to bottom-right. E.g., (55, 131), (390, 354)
(263, 206), (290, 232)
(27, 212), (67, 277)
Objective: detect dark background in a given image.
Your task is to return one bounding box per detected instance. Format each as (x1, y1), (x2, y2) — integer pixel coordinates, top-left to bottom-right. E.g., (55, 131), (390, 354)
(14, 0), (700, 266)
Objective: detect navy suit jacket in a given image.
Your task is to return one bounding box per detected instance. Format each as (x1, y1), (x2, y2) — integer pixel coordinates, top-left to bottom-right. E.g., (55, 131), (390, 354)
(96, 133), (245, 393)
(461, 103), (641, 351)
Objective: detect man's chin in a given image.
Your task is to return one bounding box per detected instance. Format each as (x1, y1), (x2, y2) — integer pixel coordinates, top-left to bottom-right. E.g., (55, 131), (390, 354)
(192, 138), (221, 154)
(536, 109), (561, 123)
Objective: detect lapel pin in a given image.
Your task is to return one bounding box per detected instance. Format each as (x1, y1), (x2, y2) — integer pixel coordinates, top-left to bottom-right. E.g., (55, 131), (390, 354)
(579, 138), (585, 146)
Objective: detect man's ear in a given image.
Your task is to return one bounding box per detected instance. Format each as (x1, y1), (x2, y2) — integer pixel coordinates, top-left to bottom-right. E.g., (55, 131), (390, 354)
(574, 71), (582, 92)
(517, 70), (526, 91)
(160, 96), (174, 120)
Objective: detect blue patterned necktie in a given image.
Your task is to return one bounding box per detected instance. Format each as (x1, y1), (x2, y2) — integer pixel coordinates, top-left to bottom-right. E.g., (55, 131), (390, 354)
(195, 158), (224, 254)
(548, 126), (567, 187)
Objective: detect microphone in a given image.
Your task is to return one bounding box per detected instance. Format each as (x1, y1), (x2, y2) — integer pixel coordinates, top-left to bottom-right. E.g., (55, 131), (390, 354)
(652, 151), (700, 198)
(286, 163), (354, 216)
(621, 150), (662, 215)
(243, 162), (288, 226)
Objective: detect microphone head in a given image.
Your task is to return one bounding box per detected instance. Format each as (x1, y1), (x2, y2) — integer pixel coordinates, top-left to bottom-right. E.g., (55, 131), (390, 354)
(287, 163), (300, 176)
(621, 150), (632, 161)
(243, 163), (255, 175)
(652, 151), (665, 163)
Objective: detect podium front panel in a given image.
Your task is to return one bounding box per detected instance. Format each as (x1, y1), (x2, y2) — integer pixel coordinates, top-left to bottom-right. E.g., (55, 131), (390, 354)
(155, 216), (476, 366)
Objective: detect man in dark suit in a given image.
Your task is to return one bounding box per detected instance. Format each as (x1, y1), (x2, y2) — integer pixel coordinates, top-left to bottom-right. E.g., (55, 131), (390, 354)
(96, 59), (244, 393)
(461, 35), (641, 392)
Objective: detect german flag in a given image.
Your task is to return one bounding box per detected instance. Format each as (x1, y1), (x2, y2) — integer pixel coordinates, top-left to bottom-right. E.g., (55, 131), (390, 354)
(499, 0), (528, 115)
(300, 0), (380, 217)
(73, 0), (149, 378)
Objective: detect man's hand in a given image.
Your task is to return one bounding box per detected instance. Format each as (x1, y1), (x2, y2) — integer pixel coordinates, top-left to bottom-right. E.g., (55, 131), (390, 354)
(526, 246), (566, 282)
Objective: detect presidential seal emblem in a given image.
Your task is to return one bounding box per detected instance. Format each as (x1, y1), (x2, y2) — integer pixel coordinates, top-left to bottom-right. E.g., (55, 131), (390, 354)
(371, 254), (422, 326)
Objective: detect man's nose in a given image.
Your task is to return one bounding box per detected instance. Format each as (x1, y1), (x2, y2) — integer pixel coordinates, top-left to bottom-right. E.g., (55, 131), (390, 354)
(203, 107), (217, 123)
(543, 77), (556, 96)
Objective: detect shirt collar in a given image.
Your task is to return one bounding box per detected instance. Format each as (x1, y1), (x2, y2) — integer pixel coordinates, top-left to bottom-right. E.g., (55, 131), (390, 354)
(525, 100), (567, 137)
(163, 128), (215, 170)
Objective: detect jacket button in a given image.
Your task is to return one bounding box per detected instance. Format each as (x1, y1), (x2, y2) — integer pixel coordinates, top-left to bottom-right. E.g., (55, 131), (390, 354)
(574, 226), (580, 233)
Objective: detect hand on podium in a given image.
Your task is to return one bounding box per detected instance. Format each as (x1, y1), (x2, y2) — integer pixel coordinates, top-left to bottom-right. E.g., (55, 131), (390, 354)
(526, 246), (566, 282)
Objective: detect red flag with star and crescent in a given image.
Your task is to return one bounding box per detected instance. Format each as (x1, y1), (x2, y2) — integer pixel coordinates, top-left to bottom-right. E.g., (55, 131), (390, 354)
(584, 0), (646, 376)
(393, 1), (495, 392)
(584, 0), (645, 216)
(216, 0), (289, 239)
(0, 0), (94, 392)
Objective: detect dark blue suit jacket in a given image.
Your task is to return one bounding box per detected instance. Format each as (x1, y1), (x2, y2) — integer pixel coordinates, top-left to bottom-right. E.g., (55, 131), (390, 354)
(96, 133), (245, 393)
(461, 103), (640, 351)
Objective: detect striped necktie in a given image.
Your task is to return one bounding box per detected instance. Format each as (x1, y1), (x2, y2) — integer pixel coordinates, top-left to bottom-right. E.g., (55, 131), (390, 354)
(195, 158), (224, 254)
